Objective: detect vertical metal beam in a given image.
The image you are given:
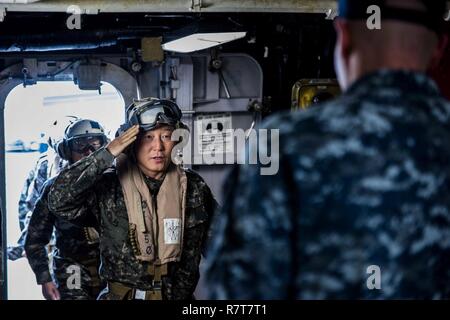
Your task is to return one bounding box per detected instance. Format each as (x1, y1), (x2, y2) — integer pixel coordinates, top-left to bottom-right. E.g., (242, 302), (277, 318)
(0, 82), (9, 301)
(0, 77), (21, 300)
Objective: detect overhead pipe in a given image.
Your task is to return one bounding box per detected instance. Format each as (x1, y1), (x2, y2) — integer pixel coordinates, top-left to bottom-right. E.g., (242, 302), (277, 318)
(0, 29), (165, 52)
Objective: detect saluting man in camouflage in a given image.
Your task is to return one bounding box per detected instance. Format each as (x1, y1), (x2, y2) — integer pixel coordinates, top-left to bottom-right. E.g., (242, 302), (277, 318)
(25, 119), (108, 300)
(205, 0), (450, 299)
(47, 98), (216, 300)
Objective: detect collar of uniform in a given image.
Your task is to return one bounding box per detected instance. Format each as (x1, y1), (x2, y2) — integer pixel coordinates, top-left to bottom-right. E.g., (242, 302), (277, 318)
(346, 69), (441, 97)
(144, 175), (164, 195)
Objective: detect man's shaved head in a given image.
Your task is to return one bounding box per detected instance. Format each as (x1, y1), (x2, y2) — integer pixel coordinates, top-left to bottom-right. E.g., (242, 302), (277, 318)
(335, 0), (447, 89)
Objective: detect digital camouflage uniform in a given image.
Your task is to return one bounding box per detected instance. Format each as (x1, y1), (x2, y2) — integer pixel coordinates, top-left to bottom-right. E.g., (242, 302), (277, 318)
(25, 178), (104, 300)
(18, 162), (39, 231)
(8, 153), (52, 260)
(205, 70), (450, 299)
(47, 147), (217, 300)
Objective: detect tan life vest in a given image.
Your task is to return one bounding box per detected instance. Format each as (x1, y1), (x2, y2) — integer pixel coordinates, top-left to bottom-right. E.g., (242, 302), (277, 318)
(116, 154), (187, 264)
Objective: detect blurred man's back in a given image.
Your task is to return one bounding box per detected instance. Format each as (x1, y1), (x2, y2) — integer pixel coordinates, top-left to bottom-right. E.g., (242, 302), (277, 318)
(205, 0), (450, 299)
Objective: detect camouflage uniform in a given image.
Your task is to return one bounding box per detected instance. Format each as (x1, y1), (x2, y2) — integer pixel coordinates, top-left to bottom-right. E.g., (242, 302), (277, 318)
(18, 162), (38, 232)
(47, 147), (217, 300)
(25, 178), (103, 300)
(205, 70), (450, 299)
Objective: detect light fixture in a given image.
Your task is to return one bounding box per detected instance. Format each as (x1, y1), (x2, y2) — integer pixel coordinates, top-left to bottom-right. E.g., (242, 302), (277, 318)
(162, 31), (246, 53)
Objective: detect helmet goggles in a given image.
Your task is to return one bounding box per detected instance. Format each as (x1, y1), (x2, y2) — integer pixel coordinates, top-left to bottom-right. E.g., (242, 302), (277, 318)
(69, 135), (107, 154)
(128, 99), (182, 132)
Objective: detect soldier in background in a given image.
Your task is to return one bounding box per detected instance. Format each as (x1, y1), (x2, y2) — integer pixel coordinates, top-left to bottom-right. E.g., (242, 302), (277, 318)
(7, 120), (70, 261)
(205, 0), (450, 299)
(6, 161), (39, 261)
(25, 119), (107, 300)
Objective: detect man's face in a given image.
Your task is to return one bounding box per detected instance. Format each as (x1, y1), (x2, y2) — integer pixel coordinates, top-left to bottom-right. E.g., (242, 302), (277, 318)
(135, 125), (176, 179)
(70, 136), (104, 162)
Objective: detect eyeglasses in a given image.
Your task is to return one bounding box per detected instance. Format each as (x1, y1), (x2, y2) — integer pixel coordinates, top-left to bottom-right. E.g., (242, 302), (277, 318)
(69, 136), (106, 154)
